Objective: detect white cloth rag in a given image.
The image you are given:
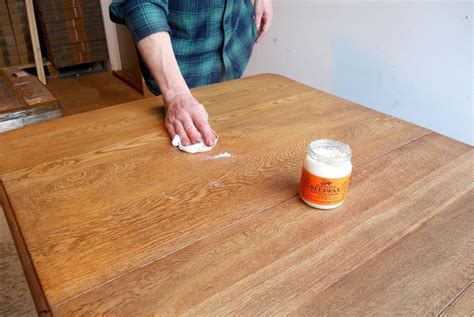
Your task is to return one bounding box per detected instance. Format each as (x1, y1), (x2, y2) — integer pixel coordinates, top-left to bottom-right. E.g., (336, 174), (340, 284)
(171, 133), (218, 154)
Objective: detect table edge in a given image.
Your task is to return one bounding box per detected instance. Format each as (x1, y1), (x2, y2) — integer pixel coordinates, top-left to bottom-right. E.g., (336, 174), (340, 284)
(49, 132), (474, 314)
(0, 180), (51, 316)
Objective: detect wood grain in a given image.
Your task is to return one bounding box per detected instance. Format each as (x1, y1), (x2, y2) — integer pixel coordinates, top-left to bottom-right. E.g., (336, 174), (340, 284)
(0, 78), (25, 114)
(51, 134), (473, 315)
(1, 74), (470, 315)
(0, 67), (61, 132)
(440, 282), (474, 316)
(0, 182), (50, 315)
(163, 149), (474, 316)
(1, 79), (430, 307)
(290, 189), (473, 316)
(0, 67), (57, 108)
(0, 74), (312, 175)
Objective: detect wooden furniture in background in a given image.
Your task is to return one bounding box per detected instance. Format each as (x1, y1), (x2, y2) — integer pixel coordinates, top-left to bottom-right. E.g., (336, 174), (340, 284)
(0, 74), (472, 315)
(0, 66), (60, 132)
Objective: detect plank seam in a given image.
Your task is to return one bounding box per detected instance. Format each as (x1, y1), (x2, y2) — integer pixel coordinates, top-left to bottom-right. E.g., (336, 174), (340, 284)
(354, 131), (434, 170)
(281, 157), (473, 316)
(437, 280), (473, 316)
(51, 132), (437, 310)
(51, 194), (299, 309)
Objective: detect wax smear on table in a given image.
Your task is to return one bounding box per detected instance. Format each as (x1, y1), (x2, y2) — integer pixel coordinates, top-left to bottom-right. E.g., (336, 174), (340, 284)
(171, 131), (218, 154)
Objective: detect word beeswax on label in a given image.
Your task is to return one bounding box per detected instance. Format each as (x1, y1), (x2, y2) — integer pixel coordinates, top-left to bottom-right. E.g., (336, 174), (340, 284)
(299, 139), (352, 209)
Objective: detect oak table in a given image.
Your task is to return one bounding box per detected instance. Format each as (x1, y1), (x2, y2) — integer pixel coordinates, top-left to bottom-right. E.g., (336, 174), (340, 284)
(0, 74), (472, 316)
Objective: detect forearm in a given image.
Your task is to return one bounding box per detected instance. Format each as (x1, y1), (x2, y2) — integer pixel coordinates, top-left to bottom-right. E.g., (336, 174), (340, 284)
(136, 31), (215, 146)
(111, 1), (215, 146)
(136, 32), (189, 101)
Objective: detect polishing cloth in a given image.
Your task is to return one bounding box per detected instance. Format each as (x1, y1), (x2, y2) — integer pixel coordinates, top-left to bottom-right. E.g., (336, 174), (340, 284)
(171, 132), (218, 154)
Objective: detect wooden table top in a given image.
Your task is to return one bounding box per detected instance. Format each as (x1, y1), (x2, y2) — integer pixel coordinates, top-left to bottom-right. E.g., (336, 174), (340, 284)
(1, 74), (472, 316)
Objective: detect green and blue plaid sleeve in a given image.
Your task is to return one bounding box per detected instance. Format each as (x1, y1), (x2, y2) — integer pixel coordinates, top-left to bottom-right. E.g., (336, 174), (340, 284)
(109, 0), (256, 95)
(109, 0), (171, 43)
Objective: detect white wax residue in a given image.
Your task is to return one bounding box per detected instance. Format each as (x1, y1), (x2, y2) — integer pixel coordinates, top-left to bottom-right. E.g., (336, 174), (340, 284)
(313, 146), (345, 159)
(208, 152), (232, 160)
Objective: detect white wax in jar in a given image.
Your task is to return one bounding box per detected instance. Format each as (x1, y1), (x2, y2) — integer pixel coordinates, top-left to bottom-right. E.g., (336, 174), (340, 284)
(300, 139), (352, 209)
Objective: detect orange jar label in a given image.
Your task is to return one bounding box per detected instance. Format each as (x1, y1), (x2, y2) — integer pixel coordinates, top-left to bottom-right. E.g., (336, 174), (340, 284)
(299, 168), (351, 205)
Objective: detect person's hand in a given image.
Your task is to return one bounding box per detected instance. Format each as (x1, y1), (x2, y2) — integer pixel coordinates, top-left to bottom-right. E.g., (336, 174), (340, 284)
(164, 92), (216, 147)
(254, 0), (273, 43)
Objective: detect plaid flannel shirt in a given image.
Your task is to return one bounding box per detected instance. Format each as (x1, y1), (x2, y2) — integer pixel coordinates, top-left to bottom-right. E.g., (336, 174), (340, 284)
(109, 0), (257, 95)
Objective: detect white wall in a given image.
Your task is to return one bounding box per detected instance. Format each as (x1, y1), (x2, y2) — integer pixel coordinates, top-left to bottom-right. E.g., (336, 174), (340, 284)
(245, 0), (474, 145)
(100, 0), (122, 71)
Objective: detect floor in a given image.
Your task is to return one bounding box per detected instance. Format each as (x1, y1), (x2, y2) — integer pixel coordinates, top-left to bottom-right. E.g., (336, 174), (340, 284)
(46, 71), (144, 116)
(0, 210), (36, 316)
(0, 71), (143, 316)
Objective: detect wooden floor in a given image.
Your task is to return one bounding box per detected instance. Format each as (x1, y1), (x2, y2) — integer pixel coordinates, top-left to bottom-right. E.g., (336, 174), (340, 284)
(0, 71), (143, 316)
(46, 72), (143, 116)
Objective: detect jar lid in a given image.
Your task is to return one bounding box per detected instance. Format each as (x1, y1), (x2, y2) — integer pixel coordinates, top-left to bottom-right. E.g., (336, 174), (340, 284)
(308, 139), (352, 164)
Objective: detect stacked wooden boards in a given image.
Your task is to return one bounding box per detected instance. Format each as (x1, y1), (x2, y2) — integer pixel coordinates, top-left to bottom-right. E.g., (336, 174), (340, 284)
(33, 0), (108, 68)
(0, 66), (61, 132)
(0, 0), (35, 67)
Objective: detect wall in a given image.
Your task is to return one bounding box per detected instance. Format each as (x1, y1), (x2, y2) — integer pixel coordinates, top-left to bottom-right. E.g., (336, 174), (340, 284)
(245, 0), (473, 145)
(100, 0), (149, 94)
(100, 0), (121, 71)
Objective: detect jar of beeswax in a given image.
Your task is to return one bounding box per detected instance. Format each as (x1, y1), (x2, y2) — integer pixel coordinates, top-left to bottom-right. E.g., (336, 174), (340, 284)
(299, 139), (352, 209)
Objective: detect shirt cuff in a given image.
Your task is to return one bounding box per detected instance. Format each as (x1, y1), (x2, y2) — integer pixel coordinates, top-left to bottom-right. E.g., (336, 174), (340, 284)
(122, 2), (171, 44)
